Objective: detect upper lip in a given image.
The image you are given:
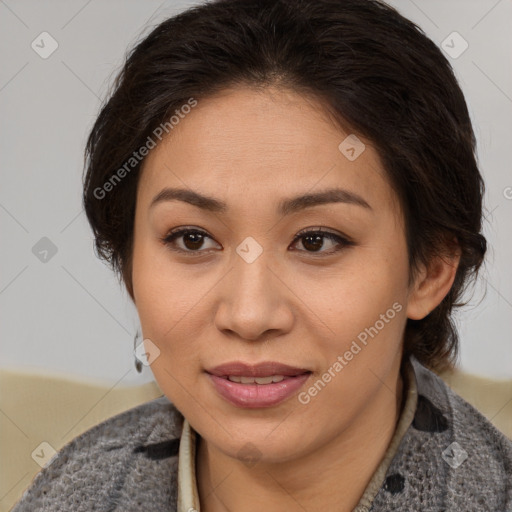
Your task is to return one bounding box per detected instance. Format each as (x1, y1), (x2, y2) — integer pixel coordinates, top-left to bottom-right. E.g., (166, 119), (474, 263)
(206, 361), (311, 377)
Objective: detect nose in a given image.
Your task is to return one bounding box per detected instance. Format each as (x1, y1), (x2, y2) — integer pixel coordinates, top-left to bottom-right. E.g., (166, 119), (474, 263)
(214, 248), (294, 343)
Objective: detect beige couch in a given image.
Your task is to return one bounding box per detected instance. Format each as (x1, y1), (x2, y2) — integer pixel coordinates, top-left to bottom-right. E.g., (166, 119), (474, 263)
(1, 367), (511, 512)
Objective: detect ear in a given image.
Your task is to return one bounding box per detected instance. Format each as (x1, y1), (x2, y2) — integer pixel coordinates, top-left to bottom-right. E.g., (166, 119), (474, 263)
(406, 244), (461, 320)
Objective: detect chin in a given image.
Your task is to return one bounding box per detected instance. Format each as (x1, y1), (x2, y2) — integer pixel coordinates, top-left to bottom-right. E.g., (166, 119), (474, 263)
(208, 419), (311, 465)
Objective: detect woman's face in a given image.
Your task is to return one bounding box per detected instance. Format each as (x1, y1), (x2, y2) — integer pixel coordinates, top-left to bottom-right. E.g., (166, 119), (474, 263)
(132, 85), (415, 463)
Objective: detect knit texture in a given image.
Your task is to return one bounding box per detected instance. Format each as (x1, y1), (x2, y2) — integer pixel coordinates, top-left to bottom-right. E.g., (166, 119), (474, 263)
(11, 358), (512, 511)
(368, 360), (512, 512)
(12, 398), (183, 512)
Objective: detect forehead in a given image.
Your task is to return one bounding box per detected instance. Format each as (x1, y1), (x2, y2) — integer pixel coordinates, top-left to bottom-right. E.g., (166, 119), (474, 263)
(138, 85), (401, 218)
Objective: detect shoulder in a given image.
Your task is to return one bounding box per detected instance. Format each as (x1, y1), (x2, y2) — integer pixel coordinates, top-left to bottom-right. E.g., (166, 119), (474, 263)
(375, 358), (512, 511)
(412, 357), (512, 459)
(11, 396), (183, 512)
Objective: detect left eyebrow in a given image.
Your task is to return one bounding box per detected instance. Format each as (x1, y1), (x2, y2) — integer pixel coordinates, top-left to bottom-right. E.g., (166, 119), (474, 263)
(149, 186), (372, 215)
(277, 187), (372, 215)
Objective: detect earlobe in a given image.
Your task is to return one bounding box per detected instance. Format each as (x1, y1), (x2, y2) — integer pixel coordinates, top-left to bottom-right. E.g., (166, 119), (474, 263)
(406, 249), (461, 320)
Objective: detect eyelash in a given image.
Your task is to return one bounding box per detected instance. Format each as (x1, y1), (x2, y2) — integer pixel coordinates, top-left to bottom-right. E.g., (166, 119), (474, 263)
(160, 226), (354, 257)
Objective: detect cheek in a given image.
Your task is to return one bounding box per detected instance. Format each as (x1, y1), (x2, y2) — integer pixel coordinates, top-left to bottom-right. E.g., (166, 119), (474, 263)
(299, 252), (409, 425)
(133, 255), (204, 407)
(132, 223), (189, 321)
(131, 230), (217, 388)
(322, 244), (408, 339)
(132, 232), (189, 357)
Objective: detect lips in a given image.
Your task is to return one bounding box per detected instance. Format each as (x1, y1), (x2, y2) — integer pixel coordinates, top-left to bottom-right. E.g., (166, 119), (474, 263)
(206, 361), (312, 408)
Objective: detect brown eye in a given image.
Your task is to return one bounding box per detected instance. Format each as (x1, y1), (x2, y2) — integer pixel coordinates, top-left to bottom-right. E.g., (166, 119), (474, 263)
(180, 231), (206, 250)
(291, 229), (353, 255)
(162, 228), (220, 254)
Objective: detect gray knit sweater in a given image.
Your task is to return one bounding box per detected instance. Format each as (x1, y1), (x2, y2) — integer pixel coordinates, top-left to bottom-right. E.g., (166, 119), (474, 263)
(11, 358), (512, 511)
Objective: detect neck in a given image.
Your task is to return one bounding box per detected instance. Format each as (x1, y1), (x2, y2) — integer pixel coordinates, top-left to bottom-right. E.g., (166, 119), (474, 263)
(197, 362), (404, 512)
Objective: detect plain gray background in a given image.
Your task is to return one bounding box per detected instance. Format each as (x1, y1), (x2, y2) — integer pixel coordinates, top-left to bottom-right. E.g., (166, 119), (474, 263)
(1, 0), (511, 385)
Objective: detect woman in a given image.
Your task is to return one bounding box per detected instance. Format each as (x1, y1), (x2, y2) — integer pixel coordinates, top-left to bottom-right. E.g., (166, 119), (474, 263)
(12, 0), (512, 510)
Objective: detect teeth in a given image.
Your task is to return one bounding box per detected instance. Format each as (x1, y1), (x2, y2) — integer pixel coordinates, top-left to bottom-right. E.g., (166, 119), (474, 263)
(227, 375), (286, 384)
(254, 376), (274, 384)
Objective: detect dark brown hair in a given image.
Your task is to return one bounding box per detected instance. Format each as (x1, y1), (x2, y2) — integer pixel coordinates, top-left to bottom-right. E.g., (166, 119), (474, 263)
(83, 0), (487, 373)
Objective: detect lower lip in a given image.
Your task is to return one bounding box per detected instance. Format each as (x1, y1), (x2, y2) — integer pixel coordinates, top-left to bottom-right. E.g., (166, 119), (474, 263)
(207, 373), (311, 408)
